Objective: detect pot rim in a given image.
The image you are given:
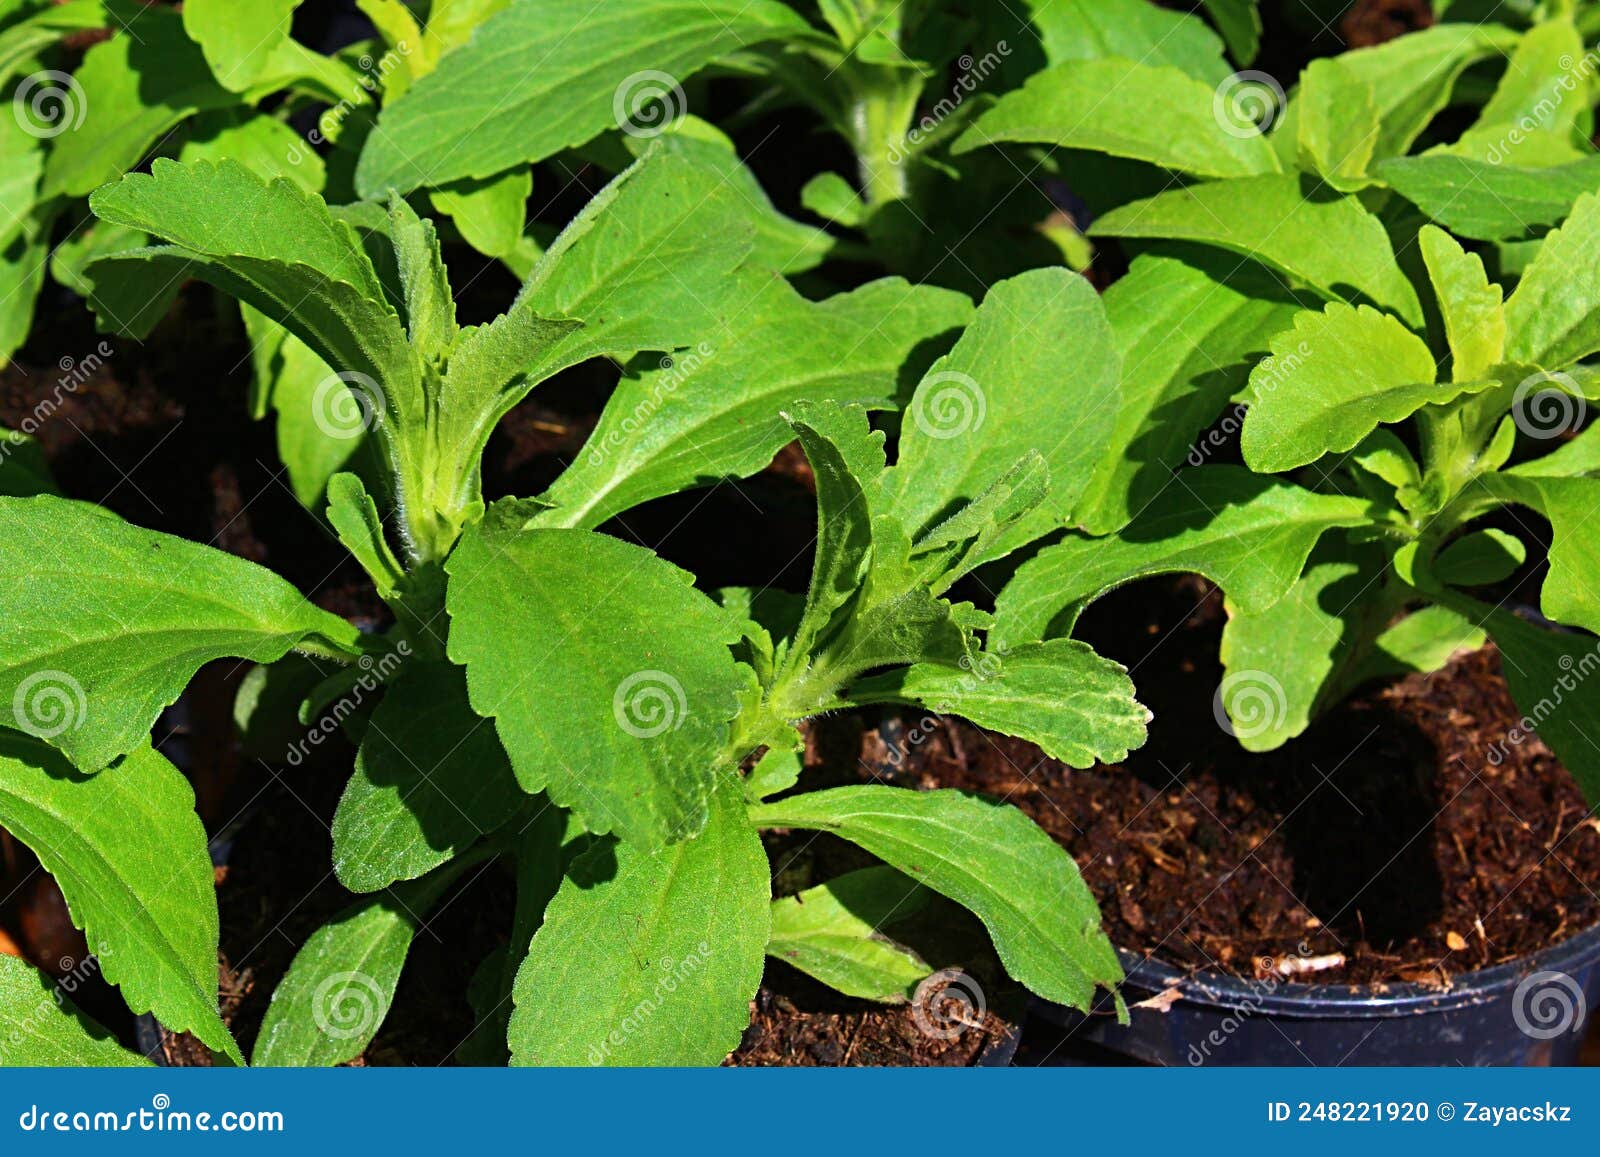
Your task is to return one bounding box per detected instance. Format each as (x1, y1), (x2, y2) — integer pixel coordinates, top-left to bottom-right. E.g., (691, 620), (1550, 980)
(1101, 916), (1600, 1020)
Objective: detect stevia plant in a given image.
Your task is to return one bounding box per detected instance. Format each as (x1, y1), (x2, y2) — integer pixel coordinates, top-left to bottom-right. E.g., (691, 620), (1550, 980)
(0, 0), (546, 372)
(994, 202), (1600, 809)
(351, 0), (1264, 292)
(957, 6), (1600, 299)
(0, 140), (1151, 1064)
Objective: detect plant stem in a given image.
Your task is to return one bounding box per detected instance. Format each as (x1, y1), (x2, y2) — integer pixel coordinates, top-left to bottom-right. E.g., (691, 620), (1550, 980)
(848, 74), (920, 205)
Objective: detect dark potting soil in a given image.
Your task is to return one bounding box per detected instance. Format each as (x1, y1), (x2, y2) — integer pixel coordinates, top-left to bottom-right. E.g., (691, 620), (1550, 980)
(730, 963), (1015, 1067)
(871, 576), (1600, 989)
(1341, 0), (1434, 48)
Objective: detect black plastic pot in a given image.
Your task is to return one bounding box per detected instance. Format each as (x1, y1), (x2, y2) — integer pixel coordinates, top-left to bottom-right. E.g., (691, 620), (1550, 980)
(977, 1023), (1022, 1067)
(1036, 921), (1600, 1066)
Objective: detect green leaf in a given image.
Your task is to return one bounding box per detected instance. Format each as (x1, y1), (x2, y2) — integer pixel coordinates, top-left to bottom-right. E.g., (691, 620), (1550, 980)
(1321, 23), (1518, 159)
(333, 661), (522, 892)
(51, 219), (149, 301)
(1091, 176), (1424, 326)
(356, 0), (427, 96)
(1351, 429), (1421, 494)
(1475, 474), (1600, 636)
(507, 141), (760, 376)
(800, 171), (864, 228)
(182, 0), (300, 91)
(42, 9), (233, 199)
(910, 454), (1051, 590)
(1434, 527), (1526, 586)
(0, 954), (152, 1066)
(847, 640), (1149, 768)
(509, 782), (769, 1065)
(1418, 225), (1504, 382)
(0, 426), (55, 497)
(782, 405), (978, 682)
(0, 734), (238, 1061)
(89, 160), (423, 437)
(1297, 58), (1378, 191)
(0, 0), (122, 91)
(0, 204), (52, 366)
(386, 193), (456, 359)
(768, 867), (931, 1002)
(179, 108), (327, 192)
(425, 0), (514, 56)
(993, 467), (1372, 649)
(1473, 603), (1600, 804)
(240, 307), (364, 509)
(745, 744), (802, 801)
(325, 473), (403, 600)
(445, 518), (745, 846)
(1076, 249), (1299, 534)
(457, 802), (572, 1064)
(955, 58), (1279, 179)
(430, 167), (531, 259)
(885, 268), (1118, 554)
(1376, 155), (1600, 242)
(1468, 17), (1584, 153)
(1021, 0), (1229, 83)
(1352, 604), (1486, 685)
(252, 862), (467, 1066)
(749, 785), (1121, 1012)
(1201, 0), (1260, 64)
(536, 276), (968, 530)
(1504, 192), (1600, 368)
(355, 0), (813, 195)
(0, 114), (41, 253)
(784, 403), (887, 667)
(1238, 303), (1482, 473)
(1217, 539), (1389, 751)
(0, 494), (360, 770)
(626, 129), (836, 274)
